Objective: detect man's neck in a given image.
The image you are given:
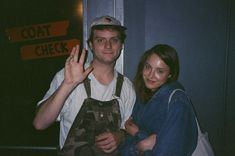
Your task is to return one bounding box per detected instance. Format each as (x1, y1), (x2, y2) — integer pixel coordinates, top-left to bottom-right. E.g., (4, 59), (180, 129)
(91, 61), (115, 85)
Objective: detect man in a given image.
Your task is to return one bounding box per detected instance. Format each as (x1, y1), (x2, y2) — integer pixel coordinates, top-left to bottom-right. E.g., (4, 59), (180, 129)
(33, 15), (136, 156)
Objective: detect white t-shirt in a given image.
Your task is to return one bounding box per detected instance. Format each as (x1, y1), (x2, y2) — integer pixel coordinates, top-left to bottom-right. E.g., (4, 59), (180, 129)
(38, 68), (136, 148)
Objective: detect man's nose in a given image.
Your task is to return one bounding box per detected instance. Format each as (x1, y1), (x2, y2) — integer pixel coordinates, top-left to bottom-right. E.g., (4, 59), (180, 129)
(104, 40), (111, 48)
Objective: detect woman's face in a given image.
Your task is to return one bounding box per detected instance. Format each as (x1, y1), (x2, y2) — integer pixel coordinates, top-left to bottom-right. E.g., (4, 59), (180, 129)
(143, 53), (171, 91)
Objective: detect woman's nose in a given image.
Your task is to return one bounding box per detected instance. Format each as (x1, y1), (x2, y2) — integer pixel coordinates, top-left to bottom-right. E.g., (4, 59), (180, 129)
(148, 69), (155, 78)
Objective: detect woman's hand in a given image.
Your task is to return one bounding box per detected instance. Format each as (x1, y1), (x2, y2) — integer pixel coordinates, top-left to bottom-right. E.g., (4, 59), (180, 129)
(124, 118), (139, 136)
(136, 134), (157, 152)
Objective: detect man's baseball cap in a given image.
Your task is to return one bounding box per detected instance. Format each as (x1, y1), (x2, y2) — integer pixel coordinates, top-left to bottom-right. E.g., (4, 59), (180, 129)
(90, 15), (126, 29)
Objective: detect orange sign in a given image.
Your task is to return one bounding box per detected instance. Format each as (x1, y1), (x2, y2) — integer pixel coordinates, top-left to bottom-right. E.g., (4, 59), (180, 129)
(21, 39), (80, 60)
(6, 20), (69, 42)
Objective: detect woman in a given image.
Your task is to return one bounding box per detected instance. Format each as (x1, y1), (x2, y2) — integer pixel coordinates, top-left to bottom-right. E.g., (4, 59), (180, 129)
(121, 44), (198, 156)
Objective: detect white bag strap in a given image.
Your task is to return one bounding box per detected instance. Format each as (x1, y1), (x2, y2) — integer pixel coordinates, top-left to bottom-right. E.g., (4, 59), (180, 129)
(168, 89), (202, 134)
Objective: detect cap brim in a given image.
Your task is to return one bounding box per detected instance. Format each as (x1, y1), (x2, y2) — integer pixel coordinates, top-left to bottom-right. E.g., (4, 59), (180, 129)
(91, 24), (127, 30)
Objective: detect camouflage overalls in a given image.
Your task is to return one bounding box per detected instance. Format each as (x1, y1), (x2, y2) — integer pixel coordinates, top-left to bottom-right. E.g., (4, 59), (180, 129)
(58, 73), (124, 156)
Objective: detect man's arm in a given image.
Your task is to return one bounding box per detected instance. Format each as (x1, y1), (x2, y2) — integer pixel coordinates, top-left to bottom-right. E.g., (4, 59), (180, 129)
(33, 45), (93, 130)
(33, 81), (76, 130)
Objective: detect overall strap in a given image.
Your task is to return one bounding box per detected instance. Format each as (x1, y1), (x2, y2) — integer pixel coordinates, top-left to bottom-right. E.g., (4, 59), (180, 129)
(84, 78), (91, 97)
(115, 72), (124, 97)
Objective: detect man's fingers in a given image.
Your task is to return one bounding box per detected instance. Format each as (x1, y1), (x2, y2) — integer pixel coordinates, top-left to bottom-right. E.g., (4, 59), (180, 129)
(103, 145), (116, 153)
(70, 46), (77, 56)
(73, 45), (80, 62)
(104, 141), (117, 153)
(98, 141), (116, 153)
(66, 45), (77, 64)
(78, 48), (87, 64)
(68, 45), (87, 65)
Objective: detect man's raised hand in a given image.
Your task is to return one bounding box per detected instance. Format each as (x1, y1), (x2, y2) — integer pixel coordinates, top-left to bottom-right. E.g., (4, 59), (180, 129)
(64, 45), (93, 87)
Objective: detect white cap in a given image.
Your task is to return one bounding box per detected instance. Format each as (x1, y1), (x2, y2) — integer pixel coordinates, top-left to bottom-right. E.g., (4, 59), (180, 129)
(90, 15), (126, 29)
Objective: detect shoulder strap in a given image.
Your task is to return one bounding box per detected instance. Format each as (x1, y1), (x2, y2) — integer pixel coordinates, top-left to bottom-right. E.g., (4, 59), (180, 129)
(84, 78), (91, 97)
(167, 89), (184, 109)
(115, 72), (124, 97)
(168, 89), (202, 134)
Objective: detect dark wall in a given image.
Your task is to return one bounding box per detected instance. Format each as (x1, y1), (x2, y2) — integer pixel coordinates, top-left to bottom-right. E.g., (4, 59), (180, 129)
(124, 0), (234, 155)
(226, 0), (235, 153)
(0, 0), (82, 155)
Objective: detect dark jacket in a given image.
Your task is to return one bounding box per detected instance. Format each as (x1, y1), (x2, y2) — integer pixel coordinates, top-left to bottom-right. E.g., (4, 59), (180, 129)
(121, 81), (198, 156)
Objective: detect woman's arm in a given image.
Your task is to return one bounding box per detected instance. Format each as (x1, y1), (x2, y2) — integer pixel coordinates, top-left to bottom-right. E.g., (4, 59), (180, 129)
(149, 92), (198, 156)
(136, 134), (157, 153)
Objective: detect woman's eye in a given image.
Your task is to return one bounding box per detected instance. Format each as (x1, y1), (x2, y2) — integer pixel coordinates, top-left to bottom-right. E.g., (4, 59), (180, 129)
(156, 69), (166, 74)
(144, 64), (151, 70)
(157, 70), (163, 74)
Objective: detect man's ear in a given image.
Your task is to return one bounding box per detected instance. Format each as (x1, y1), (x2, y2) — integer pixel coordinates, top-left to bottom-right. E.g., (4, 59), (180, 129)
(88, 41), (93, 50)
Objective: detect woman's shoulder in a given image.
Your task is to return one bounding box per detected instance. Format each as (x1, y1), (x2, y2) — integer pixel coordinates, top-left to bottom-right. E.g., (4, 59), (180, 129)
(149, 81), (186, 104)
(159, 81), (185, 93)
(166, 82), (193, 111)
